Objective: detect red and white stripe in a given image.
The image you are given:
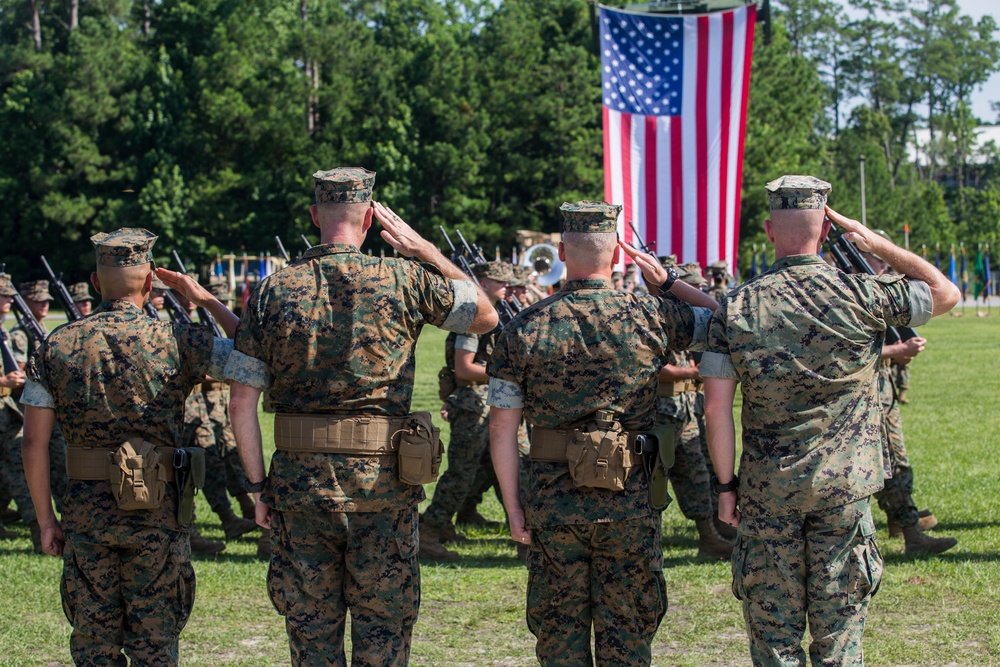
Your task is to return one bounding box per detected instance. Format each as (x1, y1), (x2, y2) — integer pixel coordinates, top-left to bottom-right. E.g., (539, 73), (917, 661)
(604, 4), (756, 271)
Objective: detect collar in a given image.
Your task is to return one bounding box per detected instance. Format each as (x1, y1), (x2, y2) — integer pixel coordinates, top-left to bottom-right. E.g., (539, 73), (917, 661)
(96, 299), (143, 314)
(560, 278), (612, 292)
(303, 242), (361, 259)
(769, 254), (826, 271)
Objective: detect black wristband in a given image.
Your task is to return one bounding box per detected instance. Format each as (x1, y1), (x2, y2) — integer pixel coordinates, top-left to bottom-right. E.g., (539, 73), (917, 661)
(661, 267), (679, 290)
(245, 477), (266, 494)
(711, 474), (739, 494)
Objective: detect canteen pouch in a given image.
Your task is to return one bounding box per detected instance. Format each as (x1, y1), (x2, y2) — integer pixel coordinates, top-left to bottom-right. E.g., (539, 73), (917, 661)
(639, 422), (675, 511)
(108, 438), (167, 511)
(175, 448), (206, 527)
(565, 412), (634, 491)
(398, 411), (444, 485)
(437, 366), (456, 401)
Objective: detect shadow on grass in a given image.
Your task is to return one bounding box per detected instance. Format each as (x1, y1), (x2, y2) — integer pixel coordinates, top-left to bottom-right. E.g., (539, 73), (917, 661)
(884, 550), (1000, 564)
(420, 554), (527, 569)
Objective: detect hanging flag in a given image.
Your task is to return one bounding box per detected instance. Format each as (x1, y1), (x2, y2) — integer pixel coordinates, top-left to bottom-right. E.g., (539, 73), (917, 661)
(974, 246), (985, 299)
(760, 247), (768, 272)
(242, 254), (251, 311)
(935, 244), (940, 270)
(215, 254), (224, 278)
(984, 247), (992, 298)
(960, 244), (968, 299)
(948, 246), (957, 286)
(600, 3), (757, 271)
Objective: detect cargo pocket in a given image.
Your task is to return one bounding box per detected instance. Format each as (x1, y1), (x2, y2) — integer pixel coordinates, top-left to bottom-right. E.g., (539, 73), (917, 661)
(730, 533), (750, 601)
(266, 513), (288, 617)
(851, 516), (883, 603)
(170, 532), (196, 633)
(60, 545), (80, 626)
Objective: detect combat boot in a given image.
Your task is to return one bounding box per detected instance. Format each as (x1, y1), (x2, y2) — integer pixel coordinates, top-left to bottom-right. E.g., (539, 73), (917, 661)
(0, 520), (14, 540)
(888, 510), (938, 538)
(419, 514), (468, 543)
(418, 524), (459, 562)
(903, 525), (957, 555)
(236, 493), (256, 520)
(28, 520), (43, 554)
(189, 528), (226, 555)
(0, 506), (20, 523)
(256, 528), (272, 562)
(219, 507), (258, 540)
(897, 389), (909, 404)
(456, 505), (502, 529)
(695, 518), (734, 560)
(714, 516), (737, 541)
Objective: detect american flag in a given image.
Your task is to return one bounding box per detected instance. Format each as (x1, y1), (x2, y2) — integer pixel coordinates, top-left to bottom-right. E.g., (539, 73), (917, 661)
(600, 3), (757, 271)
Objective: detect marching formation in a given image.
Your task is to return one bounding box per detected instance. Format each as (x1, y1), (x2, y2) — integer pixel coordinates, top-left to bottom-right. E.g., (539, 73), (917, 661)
(0, 168), (961, 667)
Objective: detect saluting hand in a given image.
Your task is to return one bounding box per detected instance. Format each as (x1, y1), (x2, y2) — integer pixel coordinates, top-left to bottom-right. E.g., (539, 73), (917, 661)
(825, 206), (878, 253)
(154, 268), (216, 308)
(373, 202), (430, 259)
(619, 242), (668, 286)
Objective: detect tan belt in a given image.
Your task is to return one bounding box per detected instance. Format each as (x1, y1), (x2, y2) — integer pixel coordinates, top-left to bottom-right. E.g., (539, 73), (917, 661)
(657, 380), (698, 397)
(0, 386), (11, 397)
(274, 413), (410, 454)
(529, 427), (638, 462)
(66, 445), (178, 481)
(200, 381), (228, 392)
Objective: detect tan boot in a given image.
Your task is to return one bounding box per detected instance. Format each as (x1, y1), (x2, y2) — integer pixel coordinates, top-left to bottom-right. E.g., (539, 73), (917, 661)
(419, 524), (459, 562)
(256, 528), (272, 562)
(898, 389), (909, 404)
(190, 528), (226, 555)
(696, 518), (734, 560)
(903, 525), (957, 555)
(888, 511), (938, 538)
(219, 507), (258, 540)
(236, 493), (256, 520)
(28, 521), (44, 554)
(456, 506), (502, 529)
(714, 516), (737, 541)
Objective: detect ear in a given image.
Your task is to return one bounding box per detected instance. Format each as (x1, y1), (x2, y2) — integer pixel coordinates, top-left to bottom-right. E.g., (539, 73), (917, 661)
(362, 205), (374, 234)
(611, 244), (621, 267)
(819, 217), (832, 245)
(310, 204), (320, 229)
(90, 272), (102, 295)
(763, 219), (776, 244)
(557, 242), (566, 262)
(143, 269), (153, 297)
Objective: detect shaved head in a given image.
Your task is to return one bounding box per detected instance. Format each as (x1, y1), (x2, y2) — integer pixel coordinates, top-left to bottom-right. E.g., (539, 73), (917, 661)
(94, 263), (152, 300)
(766, 208), (828, 256)
(315, 202), (370, 227)
(562, 232), (618, 270)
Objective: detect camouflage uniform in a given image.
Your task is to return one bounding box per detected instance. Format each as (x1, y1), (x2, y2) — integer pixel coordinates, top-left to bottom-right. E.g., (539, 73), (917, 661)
(226, 166), (478, 666)
(700, 175), (935, 667)
(873, 362), (917, 528)
(487, 200), (712, 666)
(20, 228), (232, 665)
(0, 306), (32, 526)
(201, 381), (246, 500)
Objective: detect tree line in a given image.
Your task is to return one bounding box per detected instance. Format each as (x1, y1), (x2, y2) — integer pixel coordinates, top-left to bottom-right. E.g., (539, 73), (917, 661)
(0, 0), (996, 283)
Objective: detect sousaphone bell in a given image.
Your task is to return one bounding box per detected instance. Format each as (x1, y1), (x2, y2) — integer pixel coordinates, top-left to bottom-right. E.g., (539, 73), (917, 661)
(520, 243), (566, 287)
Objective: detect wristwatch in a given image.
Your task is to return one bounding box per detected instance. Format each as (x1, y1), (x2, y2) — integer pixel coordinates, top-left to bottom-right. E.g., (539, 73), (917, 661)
(661, 267), (679, 290)
(245, 477), (267, 494)
(711, 474), (739, 494)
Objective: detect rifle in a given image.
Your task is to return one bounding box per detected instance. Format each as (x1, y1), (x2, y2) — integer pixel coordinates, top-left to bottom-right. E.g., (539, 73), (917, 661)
(9, 285), (47, 346)
(301, 234), (313, 250)
(628, 221), (656, 255)
(171, 251), (223, 336)
(442, 227), (520, 326)
(144, 301), (161, 320)
(41, 256), (82, 322)
(825, 224), (918, 344)
(275, 236), (291, 262)
(1, 327), (18, 375)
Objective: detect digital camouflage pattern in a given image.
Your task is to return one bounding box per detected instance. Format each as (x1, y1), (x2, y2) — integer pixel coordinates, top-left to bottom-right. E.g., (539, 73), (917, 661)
(704, 254), (919, 518)
(765, 175), (832, 210)
(0, 272), (15, 295)
(181, 389), (232, 516)
(202, 382), (246, 497)
(18, 279), (53, 302)
(313, 167), (375, 204)
(267, 507), (419, 667)
(655, 351), (712, 521)
(424, 331), (494, 529)
(69, 282), (95, 302)
(873, 363), (918, 528)
(234, 242), (460, 513)
(24, 297), (218, 665)
(488, 279), (697, 527)
(91, 228), (157, 267)
(731, 498), (882, 667)
(0, 395), (34, 523)
(526, 516), (666, 667)
(559, 201), (621, 234)
(488, 277), (700, 667)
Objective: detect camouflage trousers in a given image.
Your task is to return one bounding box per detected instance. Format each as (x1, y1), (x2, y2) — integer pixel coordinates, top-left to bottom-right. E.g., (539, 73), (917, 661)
(0, 402), (66, 522)
(203, 384), (247, 498)
(658, 414), (713, 521)
(526, 515), (667, 666)
(874, 402), (918, 529)
(267, 506), (420, 667)
(731, 498), (883, 667)
(61, 507), (194, 665)
(423, 401), (489, 529)
(466, 419), (531, 513)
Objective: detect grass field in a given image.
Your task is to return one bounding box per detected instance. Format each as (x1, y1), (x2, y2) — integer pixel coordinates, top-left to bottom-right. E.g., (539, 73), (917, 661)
(1, 308), (998, 666)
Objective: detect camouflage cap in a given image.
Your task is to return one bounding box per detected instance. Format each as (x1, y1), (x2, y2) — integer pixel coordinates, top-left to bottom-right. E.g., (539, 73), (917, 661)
(472, 261), (511, 283)
(91, 228), (157, 267)
(313, 167), (376, 204)
(0, 273), (15, 297)
(766, 175), (831, 211)
(508, 265), (531, 287)
(679, 262), (707, 287)
(151, 274), (169, 291)
(659, 254), (678, 269)
(559, 201), (621, 234)
(68, 281), (94, 302)
(207, 282), (229, 299)
(611, 270), (624, 279)
(19, 280), (53, 302)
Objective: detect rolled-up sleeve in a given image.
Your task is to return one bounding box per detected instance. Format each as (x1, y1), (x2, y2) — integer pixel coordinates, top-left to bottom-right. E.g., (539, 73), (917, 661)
(208, 338), (234, 379)
(487, 377), (524, 409)
(224, 350), (272, 390)
(441, 279), (478, 333)
(908, 280), (933, 327)
(699, 351), (740, 381)
(20, 377), (55, 409)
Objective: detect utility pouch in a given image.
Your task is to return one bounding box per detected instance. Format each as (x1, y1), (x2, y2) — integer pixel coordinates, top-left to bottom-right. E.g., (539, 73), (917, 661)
(397, 411), (443, 485)
(437, 366), (457, 401)
(640, 422), (675, 511)
(174, 448), (206, 527)
(565, 411), (634, 491)
(108, 437), (167, 511)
